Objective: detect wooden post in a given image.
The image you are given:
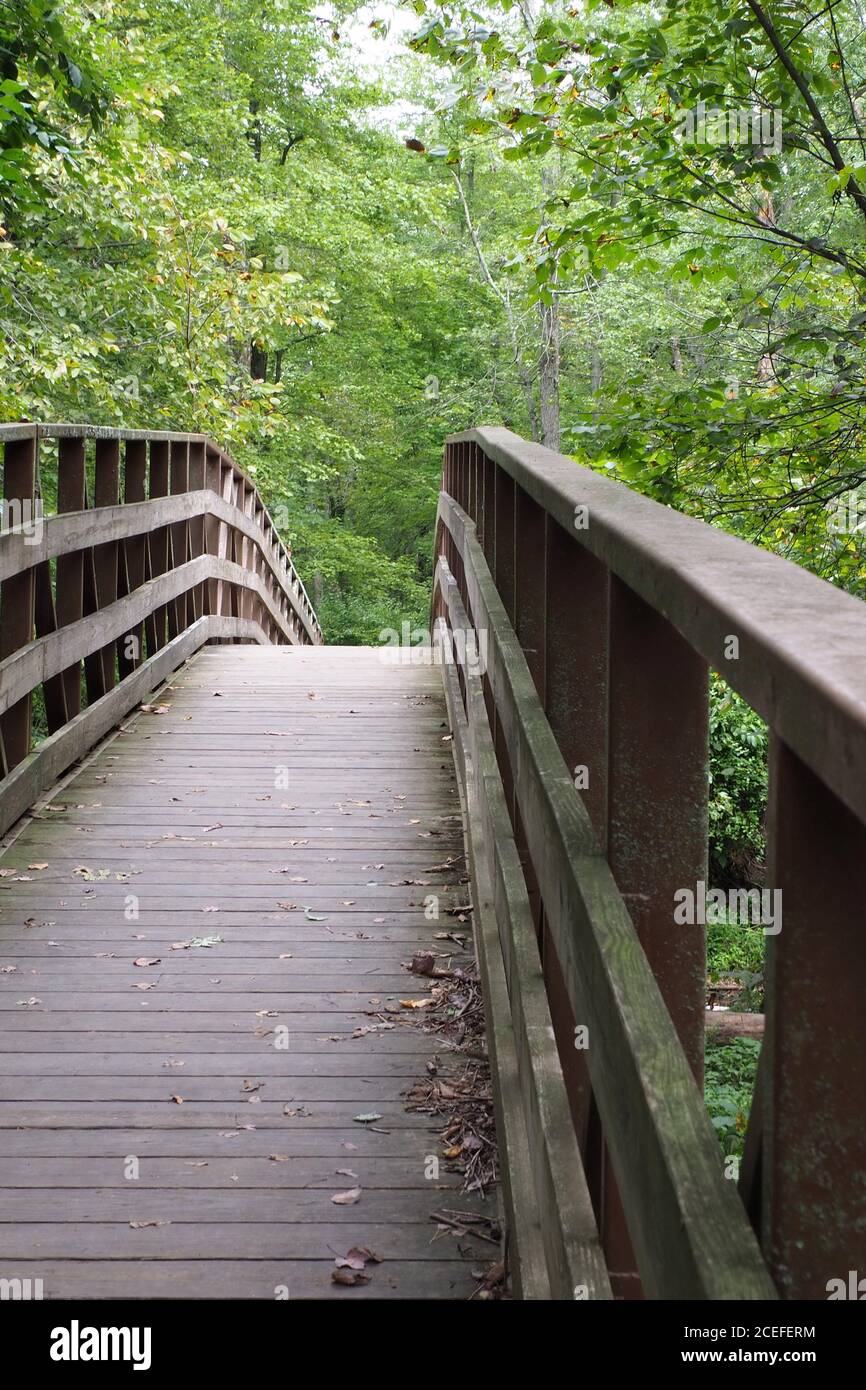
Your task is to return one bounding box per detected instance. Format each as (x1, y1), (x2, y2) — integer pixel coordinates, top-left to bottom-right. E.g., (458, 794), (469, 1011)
(55, 436), (87, 721)
(188, 440), (206, 621)
(542, 517), (610, 1165)
(492, 463), (516, 816)
(601, 575), (708, 1297)
(762, 738), (866, 1297)
(513, 484), (547, 939)
(607, 576), (708, 1073)
(145, 441), (169, 654)
(118, 439), (147, 678)
(168, 440), (190, 639)
(0, 435), (37, 769)
(84, 437), (121, 699)
(204, 448), (222, 620)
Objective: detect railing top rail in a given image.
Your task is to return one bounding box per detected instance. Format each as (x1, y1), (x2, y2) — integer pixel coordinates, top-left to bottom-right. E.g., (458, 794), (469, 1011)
(448, 426), (866, 827)
(0, 422), (211, 444)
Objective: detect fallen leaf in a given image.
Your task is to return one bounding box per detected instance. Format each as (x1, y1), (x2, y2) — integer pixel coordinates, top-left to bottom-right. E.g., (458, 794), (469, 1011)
(133, 957), (161, 967)
(331, 1268), (370, 1286)
(407, 952), (436, 976)
(330, 1186), (362, 1206)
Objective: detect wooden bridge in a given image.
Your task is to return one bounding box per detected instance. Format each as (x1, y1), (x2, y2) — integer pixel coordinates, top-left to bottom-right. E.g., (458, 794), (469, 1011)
(0, 422), (863, 1301)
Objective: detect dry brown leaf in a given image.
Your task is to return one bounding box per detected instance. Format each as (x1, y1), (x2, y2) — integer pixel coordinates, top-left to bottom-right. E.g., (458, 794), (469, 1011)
(330, 1186), (362, 1205)
(331, 1268), (370, 1286)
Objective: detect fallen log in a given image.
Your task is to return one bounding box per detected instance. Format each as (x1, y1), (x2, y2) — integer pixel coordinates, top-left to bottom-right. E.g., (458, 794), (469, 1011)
(705, 1009), (764, 1042)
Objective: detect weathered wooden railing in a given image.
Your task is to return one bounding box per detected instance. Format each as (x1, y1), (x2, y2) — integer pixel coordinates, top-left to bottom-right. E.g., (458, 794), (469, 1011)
(434, 426), (866, 1301)
(0, 423), (321, 836)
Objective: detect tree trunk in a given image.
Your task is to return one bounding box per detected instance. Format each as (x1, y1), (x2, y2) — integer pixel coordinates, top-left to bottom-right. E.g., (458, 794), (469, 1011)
(538, 296), (561, 450)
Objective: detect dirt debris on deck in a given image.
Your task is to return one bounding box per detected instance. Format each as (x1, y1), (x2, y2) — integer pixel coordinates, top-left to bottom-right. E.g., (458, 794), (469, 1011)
(398, 917), (506, 1299)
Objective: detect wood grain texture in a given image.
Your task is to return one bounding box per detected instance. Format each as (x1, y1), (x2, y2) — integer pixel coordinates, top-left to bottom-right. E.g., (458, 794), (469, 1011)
(0, 646), (491, 1300)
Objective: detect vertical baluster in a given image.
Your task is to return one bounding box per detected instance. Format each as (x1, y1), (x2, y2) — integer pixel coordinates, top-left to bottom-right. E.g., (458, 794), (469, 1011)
(145, 441), (170, 654)
(118, 439), (146, 678)
(218, 459), (236, 628)
(0, 434), (37, 769)
(493, 465), (516, 623)
(204, 447), (222, 622)
(607, 576), (708, 1071)
(492, 463), (517, 814)
(168, 439), (190, 639)
(187, 440), (206, 622)
(93, 436), (121, 695)
(513, 484), (547, 943)
(55, 435), (87, 721)
(761, 739), (866, 1298)
(601, 575), (708, 1296)
(542, 518), (609, 1166)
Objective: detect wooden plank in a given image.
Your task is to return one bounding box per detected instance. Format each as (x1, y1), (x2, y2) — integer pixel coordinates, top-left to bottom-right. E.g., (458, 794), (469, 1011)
(0, 1261), (477, 1299)
(0, 617), (268, 837)
(0, 645), (479, 1301)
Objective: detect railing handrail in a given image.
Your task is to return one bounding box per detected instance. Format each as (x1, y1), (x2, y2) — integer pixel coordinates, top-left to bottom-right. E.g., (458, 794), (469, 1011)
(448, 426), (866, 829)
(437, 427), (866, 1301)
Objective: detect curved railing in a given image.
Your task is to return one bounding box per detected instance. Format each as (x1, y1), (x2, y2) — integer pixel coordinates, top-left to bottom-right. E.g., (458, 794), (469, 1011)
(434, 426), (866, 1301)
(0, 423), (321, 835)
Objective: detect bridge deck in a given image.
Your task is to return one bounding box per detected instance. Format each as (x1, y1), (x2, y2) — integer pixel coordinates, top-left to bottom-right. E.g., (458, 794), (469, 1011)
(0, 646), (493, 1298)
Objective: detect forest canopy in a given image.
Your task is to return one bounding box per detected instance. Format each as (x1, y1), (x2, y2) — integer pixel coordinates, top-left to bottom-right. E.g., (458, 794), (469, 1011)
(4, 0), (866, 638)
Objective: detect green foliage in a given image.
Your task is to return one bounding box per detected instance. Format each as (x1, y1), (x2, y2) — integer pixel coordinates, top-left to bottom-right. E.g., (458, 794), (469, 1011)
(708, 675), (768, 885)
(704, 1035), (762, 1157)
(0, 0), (108, 201)
(410, 0), (866, 594)
(0, 0), (526, 640)
(707, 918), (765, 983)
